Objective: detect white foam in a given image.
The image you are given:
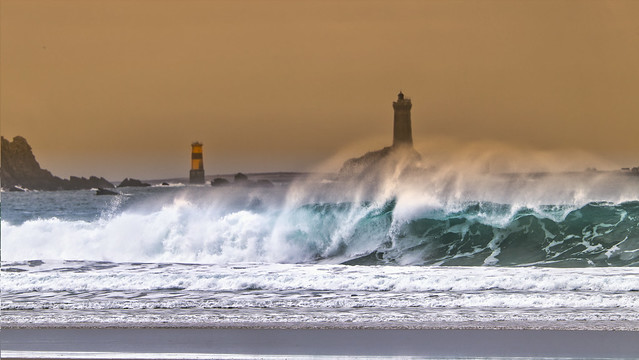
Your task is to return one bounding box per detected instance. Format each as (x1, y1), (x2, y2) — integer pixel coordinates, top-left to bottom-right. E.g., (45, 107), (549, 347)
(3, 264), (639, 328)
(151, 182), (186, 187)
(1, 351), (428, 360)
(3, 263), (638, 295)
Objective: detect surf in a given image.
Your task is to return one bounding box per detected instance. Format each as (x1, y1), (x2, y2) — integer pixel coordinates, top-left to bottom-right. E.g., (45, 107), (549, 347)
(2, 174), (639, 266)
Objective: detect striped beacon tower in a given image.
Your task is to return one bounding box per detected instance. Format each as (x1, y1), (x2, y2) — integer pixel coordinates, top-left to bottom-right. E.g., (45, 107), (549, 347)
(189, 142), (205, 184)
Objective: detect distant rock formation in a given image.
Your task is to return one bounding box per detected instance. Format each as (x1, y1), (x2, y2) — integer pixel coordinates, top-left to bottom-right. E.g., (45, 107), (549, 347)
(234, 172), (249, 183)
(210, 173), (274, 188)
(117, 178), (151, 188)
(68, 176), (115, 189)
(339, 147), (392, 178)
(1, 136), (114, 191)
(338, 145), (421, 178)
(211, 178), (230, 187)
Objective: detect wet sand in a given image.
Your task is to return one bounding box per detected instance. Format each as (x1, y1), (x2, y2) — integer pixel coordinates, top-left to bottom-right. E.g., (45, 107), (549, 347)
(2, 327), (639, 359)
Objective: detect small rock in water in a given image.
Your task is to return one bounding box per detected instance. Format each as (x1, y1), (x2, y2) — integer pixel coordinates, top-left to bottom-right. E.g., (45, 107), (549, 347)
(211, 178), (230, 187)
(117, 178), (151, 187)
(96, 188), (119, 196)
(234, 172), (249, 183)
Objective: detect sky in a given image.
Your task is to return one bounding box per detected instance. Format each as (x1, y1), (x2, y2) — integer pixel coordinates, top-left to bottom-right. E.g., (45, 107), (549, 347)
(1, 0), (638, 180)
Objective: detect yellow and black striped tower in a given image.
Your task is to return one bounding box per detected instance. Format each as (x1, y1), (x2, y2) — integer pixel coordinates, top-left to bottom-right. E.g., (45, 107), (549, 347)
(189, 142), (205, 184)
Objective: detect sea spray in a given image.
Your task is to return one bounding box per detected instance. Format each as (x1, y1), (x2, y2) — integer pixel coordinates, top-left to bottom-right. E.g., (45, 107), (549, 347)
(2, 177), (639, 265)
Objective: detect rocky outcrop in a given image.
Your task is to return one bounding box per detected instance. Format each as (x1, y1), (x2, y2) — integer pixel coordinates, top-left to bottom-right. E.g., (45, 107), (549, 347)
(117, 178), (151, 187)
(1, 136), (59, 190)
(234, 172), (249, 183)
(68, 176), (114, 189)
(210, 173), (274, 188)
(1, 136), (114, 191)
(339, 147), (393, 178)
(338, 145), (421, 178)
(211, 178), (230, 187)
(96, 187), (119, 195)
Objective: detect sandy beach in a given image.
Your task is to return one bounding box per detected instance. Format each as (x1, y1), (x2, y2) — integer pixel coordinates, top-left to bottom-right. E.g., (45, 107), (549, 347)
(2, 327), (639, 359)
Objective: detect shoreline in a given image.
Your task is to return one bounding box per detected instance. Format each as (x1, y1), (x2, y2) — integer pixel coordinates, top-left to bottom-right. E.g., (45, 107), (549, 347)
(2, 327), (638, 359)
(3, 320), (639, 331)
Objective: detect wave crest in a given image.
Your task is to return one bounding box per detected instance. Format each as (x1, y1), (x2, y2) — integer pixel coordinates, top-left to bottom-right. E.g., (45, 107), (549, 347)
(3, 188), (639, 266)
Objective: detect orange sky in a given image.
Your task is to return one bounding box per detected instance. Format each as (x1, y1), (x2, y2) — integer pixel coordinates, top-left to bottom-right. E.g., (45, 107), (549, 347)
(2, 0), (638, 180)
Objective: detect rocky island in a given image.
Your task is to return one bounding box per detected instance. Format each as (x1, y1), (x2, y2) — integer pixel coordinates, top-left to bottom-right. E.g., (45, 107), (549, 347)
(1, 136), (114, 191)
(211, 172), (274, 188)
(117, 178), (151, 188)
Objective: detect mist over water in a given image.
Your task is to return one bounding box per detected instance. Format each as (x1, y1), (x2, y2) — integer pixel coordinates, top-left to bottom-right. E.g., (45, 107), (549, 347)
(3, 144), (639, 266)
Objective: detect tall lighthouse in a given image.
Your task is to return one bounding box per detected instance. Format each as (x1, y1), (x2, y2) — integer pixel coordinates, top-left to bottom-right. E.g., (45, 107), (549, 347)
(392, 91), (413, 147)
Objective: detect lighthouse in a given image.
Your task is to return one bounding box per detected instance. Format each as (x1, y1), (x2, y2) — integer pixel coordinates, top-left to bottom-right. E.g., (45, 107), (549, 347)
(392, 91), (413, 147)
(189, 142), (205, 184)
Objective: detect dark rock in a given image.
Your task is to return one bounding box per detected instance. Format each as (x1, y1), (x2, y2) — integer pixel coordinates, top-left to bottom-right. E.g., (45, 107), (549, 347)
(161, 182), (170, 186)
(28, 260), (45, 266)
(1, 136), (115, 191)
(211, 178), (230, 187)
(234, 172), (249, 183)
(96, 188), (119, 196)
(67, 175), (115, 190)
(1, 135), (62, 190)
(117, 178), (151, 188)
(338, 145), (421, 179)
(212, 175), (273, 188)
(338, 146), (393, 178)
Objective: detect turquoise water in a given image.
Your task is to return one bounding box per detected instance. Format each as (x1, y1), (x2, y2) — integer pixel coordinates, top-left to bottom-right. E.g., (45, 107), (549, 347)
(3, 184), (638, 266)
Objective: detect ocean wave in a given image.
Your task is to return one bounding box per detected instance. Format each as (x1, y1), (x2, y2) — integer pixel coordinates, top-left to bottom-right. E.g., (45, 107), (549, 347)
(3, 197), (639, 266)
(3, 166), (639, 267)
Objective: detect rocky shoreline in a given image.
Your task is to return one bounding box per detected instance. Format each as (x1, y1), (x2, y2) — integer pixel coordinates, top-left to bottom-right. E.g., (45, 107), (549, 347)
(1, 136), (114, 191)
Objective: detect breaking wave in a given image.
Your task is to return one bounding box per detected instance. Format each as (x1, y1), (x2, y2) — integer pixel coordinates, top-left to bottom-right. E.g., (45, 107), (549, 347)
(3, 182), (639, 266)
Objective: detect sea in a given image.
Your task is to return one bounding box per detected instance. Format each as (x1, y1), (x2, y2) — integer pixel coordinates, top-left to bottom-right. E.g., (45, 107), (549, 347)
(2, 170), (639, 332)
